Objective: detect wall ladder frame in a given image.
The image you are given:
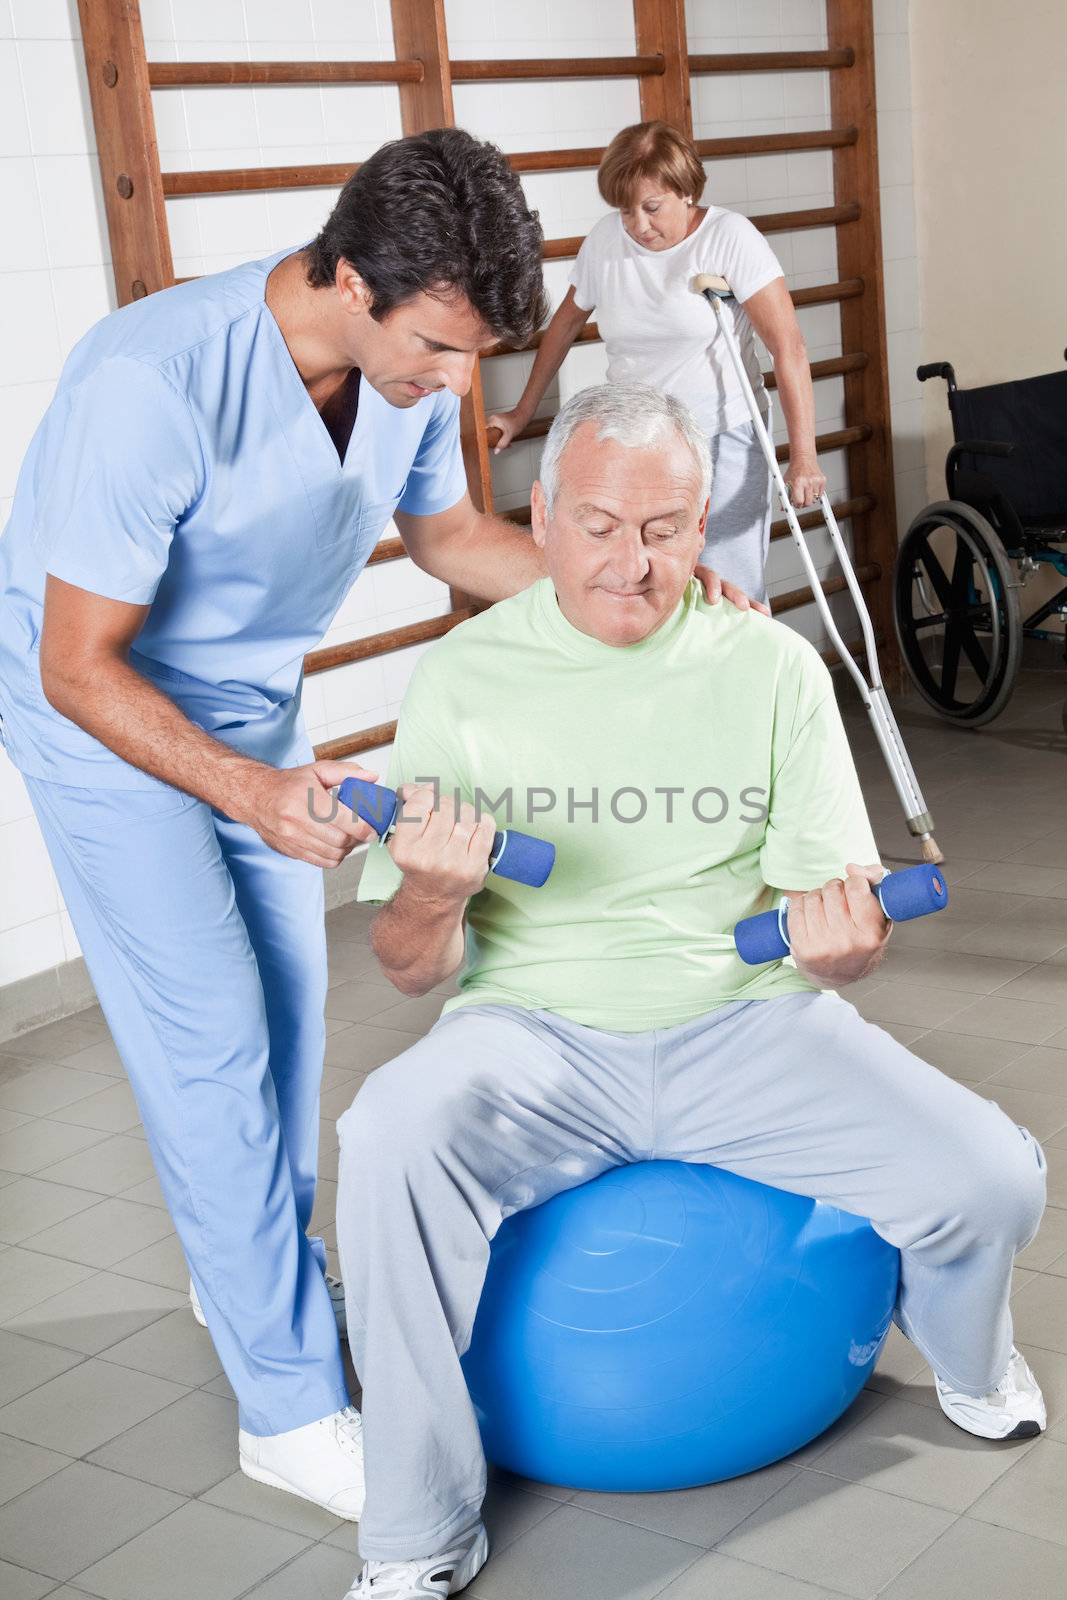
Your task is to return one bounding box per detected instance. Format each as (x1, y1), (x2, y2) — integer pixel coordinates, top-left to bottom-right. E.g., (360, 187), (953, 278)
(77, 0), (899, 761)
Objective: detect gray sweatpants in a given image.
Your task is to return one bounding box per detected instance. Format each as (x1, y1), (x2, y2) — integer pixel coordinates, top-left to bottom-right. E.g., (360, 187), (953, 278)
(336, 991), (1046, 1561)
(699, 418), (774, 605)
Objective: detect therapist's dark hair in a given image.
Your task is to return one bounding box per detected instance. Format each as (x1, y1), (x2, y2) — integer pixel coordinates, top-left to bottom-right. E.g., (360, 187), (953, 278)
(306, 128), (547, 344)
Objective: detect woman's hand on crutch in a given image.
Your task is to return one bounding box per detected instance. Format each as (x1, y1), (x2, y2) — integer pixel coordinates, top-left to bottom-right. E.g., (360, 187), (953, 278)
(783, 457), (827, 509)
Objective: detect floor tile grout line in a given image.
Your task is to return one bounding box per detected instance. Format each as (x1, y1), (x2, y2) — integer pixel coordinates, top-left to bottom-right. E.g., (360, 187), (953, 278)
(867, 1508), (968, 1597)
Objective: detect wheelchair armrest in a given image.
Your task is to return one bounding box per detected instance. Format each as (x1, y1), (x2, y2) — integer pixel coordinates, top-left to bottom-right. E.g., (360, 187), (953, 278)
(950, 439), (1014, 462)
(917, 362), (956, 389)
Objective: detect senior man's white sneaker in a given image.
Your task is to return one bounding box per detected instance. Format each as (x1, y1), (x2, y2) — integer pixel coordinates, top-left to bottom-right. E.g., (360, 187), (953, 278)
(935, 1347), (1046, 1440)
(190, 1273), (348, 1334)
(239, 1405), (365, 1518)
(344, 1523), (489, 1598)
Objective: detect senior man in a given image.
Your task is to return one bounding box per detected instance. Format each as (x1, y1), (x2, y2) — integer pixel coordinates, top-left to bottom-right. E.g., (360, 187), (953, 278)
(336, 384), (1047, 1599)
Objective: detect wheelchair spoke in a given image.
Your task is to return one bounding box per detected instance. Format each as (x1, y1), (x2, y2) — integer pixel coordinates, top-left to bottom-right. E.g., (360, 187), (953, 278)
(941, 541), (991, 695)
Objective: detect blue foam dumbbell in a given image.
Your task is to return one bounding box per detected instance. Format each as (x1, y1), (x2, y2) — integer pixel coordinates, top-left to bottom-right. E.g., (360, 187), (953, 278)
(338, 777), (555, 888)
(735, 863), (948, 965)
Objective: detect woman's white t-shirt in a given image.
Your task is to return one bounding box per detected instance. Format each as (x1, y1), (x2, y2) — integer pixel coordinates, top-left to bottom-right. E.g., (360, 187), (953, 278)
(568, 206), (784, 437)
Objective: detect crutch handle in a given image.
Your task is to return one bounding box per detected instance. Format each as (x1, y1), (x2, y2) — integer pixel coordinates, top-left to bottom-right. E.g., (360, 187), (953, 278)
(691, 273), (734, 299)
(338, 778), (556, 888)
(734, 864), (949, 965)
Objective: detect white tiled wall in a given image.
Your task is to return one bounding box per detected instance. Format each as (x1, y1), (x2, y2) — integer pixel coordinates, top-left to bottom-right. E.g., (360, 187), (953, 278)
(0, 0), (923, 992)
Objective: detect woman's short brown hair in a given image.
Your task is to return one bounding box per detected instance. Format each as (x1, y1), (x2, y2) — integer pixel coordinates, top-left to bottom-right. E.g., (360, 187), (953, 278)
(597, 120), (706, 210)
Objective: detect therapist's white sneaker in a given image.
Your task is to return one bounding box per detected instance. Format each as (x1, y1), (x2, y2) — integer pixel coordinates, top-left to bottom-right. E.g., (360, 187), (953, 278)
(935, 1347), (1046, 1440)
(239, 1404), (365, 1519)
(190, 1273), (348, 1335)
(344, 1523), (489, 1598)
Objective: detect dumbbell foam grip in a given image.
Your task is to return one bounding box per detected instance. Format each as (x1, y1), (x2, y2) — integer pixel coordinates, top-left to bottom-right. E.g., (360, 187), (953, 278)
(734, 864), (949, 966)
(338, 778), (555, 888)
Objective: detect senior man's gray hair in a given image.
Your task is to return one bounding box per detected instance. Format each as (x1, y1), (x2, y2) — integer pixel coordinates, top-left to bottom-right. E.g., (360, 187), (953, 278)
(538, 383), (712, 515)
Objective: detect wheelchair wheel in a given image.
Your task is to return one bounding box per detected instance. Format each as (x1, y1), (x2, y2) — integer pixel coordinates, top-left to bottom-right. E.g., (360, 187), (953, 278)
(894, 501), (1021, 725)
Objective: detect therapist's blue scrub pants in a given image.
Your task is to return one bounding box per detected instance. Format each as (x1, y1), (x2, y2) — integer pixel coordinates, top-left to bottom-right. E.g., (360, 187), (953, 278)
(24, 775), (349, 1437)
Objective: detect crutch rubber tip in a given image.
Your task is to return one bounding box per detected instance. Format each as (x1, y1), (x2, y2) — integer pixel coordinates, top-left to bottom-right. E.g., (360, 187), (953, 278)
(919, 835), (945, 865)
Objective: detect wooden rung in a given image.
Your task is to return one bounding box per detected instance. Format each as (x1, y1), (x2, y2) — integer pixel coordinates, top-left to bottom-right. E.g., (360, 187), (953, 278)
(770, 493), (875, 540)
(483, 278), (860, 361)
(777, 423), (872, 461)
(820, 629), (883, 671)
(450, 55), (666, 81)
(764, 351), (868, 391)
(771, 563), (879, 616)
(367, 537), (406, 566)
(689, 49), (855, 73)
(312, 623), (884, 760)
(502, 470), (876, 534)
(696, 127), (858, 159)
(483, 322), (600, 359)
(161, 128), (860, 198)
(536, 206), (859, 266)
(542, 236), (586, 260)
(163, 161), (356, 197)
(752, 201), (860, 234)
(512, 127), (858, 173)
(314, 720), (397, 761)
(148, 60), (424, 86)
(313, 614), (889, 758)
(485, 357), (868, 453)
(792, 276), (863, 307)
(303, 609), (474, 677)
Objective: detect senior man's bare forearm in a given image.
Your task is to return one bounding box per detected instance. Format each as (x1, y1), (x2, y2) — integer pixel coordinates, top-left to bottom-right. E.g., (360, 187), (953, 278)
(370, 879), (468, 997)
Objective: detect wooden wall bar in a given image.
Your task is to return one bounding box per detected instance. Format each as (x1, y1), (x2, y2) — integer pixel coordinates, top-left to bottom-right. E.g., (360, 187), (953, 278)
(451, 55), (665, 81)
(389, 0), (486, 628)
(689, 48), (854, 72)
(634, 0), (692, 127)
(76, 0), (173, 303)
(161, 127), (860, 199)
(148, 60), (425, 85)
(80, 0), (898, 760)
(827, 0), (901, 677)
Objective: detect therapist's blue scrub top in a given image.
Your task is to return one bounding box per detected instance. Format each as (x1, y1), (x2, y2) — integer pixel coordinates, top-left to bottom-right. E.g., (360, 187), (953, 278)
(0, 244), (468, 789)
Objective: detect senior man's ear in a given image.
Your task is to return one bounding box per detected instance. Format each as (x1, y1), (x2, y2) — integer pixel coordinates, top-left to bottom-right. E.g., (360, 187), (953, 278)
(698, 496), (710, 537)
(530, 480), (548, 549)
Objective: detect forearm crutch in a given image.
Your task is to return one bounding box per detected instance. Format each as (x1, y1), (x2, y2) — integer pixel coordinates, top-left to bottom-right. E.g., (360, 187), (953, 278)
(691, 274), (942, 865)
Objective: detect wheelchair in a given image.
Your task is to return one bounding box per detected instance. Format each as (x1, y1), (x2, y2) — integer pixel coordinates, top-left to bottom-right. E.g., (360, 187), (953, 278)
(892, 358), (1067, 727)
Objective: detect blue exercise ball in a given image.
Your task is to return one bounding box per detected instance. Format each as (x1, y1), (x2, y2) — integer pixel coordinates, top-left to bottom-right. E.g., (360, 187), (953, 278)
(461, 1160), (899, 1491)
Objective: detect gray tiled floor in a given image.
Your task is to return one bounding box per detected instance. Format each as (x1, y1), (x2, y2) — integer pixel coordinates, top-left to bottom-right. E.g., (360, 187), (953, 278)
(0, 669), (1065, 1598)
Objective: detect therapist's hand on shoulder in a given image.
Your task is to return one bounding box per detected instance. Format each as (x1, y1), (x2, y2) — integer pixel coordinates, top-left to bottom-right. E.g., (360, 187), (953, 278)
(693, 564), (772, 617)
(783, 863), (890, 987)
(242, 759), (379, 869)
(388, 782), (497, 905)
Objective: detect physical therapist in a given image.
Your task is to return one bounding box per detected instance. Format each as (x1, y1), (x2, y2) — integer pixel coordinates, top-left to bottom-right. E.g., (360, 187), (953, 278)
(0, 128), (753, 1520)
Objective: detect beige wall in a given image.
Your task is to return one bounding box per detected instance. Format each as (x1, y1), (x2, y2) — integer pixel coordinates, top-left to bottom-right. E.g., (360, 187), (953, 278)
(909, 0), (1067, 494)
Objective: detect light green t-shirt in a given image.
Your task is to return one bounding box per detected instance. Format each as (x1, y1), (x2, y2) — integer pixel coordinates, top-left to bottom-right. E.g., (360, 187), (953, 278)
(356, 576), (879, 1031)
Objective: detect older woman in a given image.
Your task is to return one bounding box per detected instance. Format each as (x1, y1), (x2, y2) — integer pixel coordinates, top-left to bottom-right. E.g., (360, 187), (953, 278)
(489, 120), (826, 603)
